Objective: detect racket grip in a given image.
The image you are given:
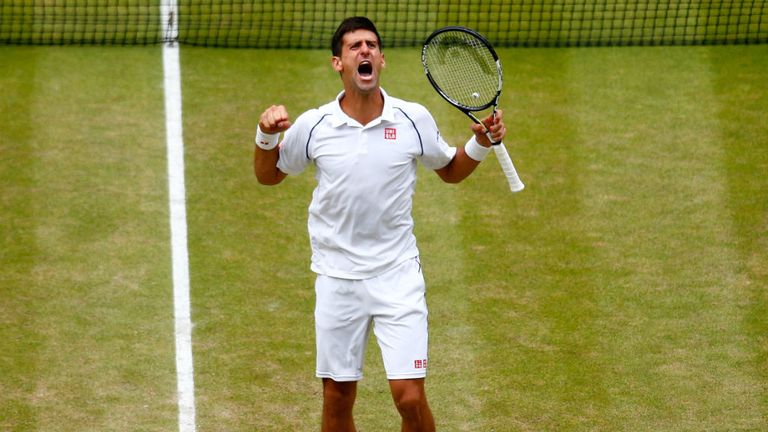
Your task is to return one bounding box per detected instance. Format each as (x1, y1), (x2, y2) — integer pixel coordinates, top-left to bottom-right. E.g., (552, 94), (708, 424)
(492, 143), (525, 193)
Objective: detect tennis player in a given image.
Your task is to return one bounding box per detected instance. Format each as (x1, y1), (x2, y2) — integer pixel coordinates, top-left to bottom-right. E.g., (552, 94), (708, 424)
(254, 17), (506, 432)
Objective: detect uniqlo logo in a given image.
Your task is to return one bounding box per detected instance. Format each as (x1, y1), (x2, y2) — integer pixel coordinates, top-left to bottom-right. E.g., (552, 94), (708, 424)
(384, 127), (397, 140)
(414, 359), (428, 369)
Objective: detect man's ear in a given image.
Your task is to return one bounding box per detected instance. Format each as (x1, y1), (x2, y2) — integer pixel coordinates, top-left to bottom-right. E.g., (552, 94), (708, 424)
(331, 56), (342, 73)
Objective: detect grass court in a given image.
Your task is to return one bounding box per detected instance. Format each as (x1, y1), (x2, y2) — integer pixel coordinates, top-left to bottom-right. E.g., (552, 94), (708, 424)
(1, 40), (767, 431)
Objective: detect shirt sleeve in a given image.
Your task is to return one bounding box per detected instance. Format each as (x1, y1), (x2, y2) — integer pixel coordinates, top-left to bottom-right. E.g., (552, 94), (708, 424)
(413, 105), (457, 170)
(276, 110), (317, 176)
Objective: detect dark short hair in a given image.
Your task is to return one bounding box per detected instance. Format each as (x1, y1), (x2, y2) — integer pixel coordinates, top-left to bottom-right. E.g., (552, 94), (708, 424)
(331, 17), (382, 56)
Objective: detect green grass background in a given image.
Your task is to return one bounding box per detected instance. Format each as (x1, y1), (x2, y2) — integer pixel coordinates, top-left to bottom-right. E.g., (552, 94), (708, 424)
(1, 43), (767, 431)
(0, 46), (176, 430)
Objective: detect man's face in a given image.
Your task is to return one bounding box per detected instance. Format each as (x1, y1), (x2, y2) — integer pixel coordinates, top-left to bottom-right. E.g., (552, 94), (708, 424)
(332, 29), (385, 94)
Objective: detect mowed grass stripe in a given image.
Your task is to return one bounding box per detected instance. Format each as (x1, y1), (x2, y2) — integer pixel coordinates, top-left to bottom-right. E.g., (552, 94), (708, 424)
(180, 48), (328, 431)
(712, 45), (768, 418)
(409, 170), (482, 432)
(0, 46), (42, 431)
(0, 46), (177, 431)
(569, 46), (766, 430)
(459, 48), (614, 431)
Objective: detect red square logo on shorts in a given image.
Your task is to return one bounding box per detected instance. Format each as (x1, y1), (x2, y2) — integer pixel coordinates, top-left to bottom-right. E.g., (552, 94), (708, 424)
(385, 127), (397, 140)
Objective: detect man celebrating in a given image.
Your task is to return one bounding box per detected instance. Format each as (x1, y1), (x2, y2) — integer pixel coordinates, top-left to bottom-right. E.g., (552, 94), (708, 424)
(254, 16), (506, 432)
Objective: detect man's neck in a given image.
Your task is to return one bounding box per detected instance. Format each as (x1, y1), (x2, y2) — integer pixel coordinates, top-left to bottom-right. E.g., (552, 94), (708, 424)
(339, 87), (384, 126)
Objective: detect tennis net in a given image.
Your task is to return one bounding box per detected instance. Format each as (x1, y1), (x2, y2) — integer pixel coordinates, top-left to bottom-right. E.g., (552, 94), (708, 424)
(1, 0), (767, 47)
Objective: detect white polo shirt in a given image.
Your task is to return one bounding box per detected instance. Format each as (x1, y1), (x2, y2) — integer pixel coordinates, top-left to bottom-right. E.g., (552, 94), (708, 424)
(277, 89), (457, 279)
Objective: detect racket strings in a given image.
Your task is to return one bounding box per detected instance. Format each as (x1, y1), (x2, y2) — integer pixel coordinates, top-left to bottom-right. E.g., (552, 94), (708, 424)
(423, 31), (499, 110)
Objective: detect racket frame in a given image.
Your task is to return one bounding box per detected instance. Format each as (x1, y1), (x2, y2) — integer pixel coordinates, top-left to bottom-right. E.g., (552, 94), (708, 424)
(422, 26), (525, 192)
(422, 26), (503, 143)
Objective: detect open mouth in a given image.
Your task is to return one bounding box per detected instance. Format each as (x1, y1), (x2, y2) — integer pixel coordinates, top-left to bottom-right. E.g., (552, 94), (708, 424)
(357, 61), (373, 77)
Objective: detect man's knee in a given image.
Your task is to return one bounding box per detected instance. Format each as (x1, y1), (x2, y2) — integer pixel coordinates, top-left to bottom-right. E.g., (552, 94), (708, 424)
(390, 380), (428, 416)
(394, 391), (427, 417)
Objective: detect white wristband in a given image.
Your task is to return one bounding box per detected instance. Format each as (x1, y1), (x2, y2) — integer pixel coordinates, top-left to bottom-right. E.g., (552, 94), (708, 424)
(464, 136), (492, 162)
(255, 126), (280, 151)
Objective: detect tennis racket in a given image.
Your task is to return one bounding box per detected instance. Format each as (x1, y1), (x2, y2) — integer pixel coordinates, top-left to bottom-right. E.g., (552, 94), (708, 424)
(422, 26), (524, 192)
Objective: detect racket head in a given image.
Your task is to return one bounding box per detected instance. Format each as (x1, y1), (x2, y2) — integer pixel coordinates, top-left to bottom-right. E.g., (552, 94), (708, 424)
(422, 26), (502, 113)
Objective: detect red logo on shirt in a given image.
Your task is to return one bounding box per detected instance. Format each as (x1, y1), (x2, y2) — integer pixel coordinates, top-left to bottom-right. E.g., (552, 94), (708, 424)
(385, 128), (397, 140)
(414, 359), (428, 369)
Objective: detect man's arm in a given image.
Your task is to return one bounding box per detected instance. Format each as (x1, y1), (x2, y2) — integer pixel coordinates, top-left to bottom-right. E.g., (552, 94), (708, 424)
(254, 105), (292, 185)
(434, 110), (507, 184)
(433, 146), (482, 184)
(254, 146), (287, 186)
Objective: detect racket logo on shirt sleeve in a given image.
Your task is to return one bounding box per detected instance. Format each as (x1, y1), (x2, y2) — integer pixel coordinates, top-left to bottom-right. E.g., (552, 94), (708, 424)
(384, 127), (397, 140)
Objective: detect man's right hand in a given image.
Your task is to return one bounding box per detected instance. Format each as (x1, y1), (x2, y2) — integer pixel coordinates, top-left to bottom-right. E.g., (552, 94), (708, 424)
(259, 105), (292, 134)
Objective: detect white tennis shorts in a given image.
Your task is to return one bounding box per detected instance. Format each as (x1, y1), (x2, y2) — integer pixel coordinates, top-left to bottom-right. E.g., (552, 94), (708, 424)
(314, 257), (429, 382)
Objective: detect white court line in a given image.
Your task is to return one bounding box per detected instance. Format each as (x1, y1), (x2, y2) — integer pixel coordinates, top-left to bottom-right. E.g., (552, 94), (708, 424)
(161, 1), (196, 430)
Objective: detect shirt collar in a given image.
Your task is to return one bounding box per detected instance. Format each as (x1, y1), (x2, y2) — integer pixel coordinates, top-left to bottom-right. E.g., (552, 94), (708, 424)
(330, 88), (395, 128)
